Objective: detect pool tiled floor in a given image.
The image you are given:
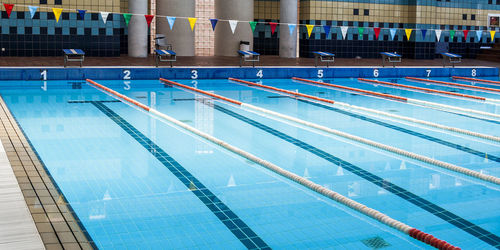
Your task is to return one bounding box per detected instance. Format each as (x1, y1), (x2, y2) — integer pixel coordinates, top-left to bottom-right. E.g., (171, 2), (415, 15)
(0, 96), (94, 250)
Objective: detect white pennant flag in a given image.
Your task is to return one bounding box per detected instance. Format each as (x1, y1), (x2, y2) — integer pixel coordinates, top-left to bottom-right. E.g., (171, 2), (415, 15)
(435, 29), (442, 41)
(229, 20), (238, 34)
(100, 12), (109, 24)
(341, 26), (348, 40)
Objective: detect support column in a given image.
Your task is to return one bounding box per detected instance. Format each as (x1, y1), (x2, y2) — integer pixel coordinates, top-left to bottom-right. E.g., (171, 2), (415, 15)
(128, 0), (148, 58)
(214, 0), (254, 56)
(279, 0), (298, 58)
(157, 0), (195, 56)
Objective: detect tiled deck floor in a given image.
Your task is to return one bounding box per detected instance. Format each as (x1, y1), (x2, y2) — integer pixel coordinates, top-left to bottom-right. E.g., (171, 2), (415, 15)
(0, 55), (499, 68)
(0, 96), (94, 250)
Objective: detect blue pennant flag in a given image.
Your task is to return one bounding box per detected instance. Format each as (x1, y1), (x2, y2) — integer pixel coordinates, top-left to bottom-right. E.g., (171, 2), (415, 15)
(77, 9), (86, 20)
(167, 16), (176, 30)
(421, 29), (427, 39)
(390, 28), (397, 40)
(323, 25), (331, 36)
(476, 30), (483, 42)
(28, 6), (38, 19)
(210, 19), (218, 31)
(288, 24), (296, 36)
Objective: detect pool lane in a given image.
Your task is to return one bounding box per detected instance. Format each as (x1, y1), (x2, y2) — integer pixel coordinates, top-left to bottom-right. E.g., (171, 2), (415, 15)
(90, 101), (270, 250)
(112, 83), (500, 248)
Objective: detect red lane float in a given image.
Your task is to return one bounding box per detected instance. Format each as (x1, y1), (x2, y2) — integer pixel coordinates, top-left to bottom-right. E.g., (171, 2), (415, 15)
(86, 79), (150, 111)
(452, 76), (500, 85)
(228, 77), (335, 104)
(160, 78), (243, 106)
(406, 77), (500, 93)
(358, 78), (486, 101)
(292, 77), (408, 102)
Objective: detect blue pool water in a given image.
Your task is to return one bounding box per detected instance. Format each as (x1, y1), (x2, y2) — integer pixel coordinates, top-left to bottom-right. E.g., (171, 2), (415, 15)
(0, 76), (499, 249)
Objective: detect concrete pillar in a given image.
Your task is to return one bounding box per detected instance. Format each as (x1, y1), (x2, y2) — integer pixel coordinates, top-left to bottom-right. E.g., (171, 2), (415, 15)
(214, 0), (254, 56)
(128, 0), (148, 58)
(157, 0), (195, 56)
(280, 0), (298, 58)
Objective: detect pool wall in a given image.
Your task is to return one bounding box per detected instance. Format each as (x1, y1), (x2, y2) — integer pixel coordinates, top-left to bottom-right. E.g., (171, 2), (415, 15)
(0, 67), (497, 81)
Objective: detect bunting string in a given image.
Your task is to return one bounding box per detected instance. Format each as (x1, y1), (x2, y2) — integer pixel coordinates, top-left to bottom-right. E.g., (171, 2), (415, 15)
(1, 2), (498, 41)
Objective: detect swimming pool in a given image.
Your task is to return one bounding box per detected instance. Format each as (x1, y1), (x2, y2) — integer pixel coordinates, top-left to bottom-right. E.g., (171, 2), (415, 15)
(0, 76), (499, 249)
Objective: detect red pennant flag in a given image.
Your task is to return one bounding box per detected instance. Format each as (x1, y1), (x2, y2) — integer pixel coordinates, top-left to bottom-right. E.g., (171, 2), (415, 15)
(269, 22), (278, 35)
(145, 15), (154, 27)
(463, 30), (469, 40)
(374, 27), (381, 40)
(3, 3), (14, 18)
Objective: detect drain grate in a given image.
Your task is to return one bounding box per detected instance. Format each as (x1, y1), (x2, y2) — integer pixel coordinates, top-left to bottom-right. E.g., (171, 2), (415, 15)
(361, 236), (391, 249)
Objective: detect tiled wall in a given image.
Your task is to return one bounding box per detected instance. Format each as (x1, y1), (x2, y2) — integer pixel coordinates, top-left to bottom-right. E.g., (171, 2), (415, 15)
(0, 0), (126, 57)
(254, 0), (500, 59)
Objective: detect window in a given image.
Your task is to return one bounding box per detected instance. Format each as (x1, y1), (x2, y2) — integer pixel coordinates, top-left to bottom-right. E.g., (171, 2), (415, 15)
(462, 14), (467, 20)
(353, 9), (359, 15)
(364, 9), (369, 16)
(488, 0), (492, 4)
(54, 0), (62, 4)
(471, 14), (476, 20)
(40, 0), (47, 4)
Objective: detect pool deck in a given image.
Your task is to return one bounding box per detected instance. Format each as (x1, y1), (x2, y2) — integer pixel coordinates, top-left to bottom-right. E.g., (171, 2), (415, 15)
(0, 96), (94, 250)
(0, 55), (499, 68)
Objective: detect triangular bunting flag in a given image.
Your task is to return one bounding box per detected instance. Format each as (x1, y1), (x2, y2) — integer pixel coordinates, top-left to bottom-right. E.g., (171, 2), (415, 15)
(449, 30), (455, 41)
(249, 21), (257, 33)
(405, 29), (412, 40)
(306, 25), (315, 38)
(53, 8), (63, 23)
(123, 13), (132, 26)
(421, 29), (427, 39)
(188, 18), (197, 31)
(269, 22), (278, 35)
(210, 19), (218, 31)
(358, 27), (364, 37)
(323, 25), (331, 36)
(341, 26), (348, 40)
(77, 9), (86, 20)
(390, 28), (397, 40)
(3, 4), (14, 18)
(145, 15), (154, 27)
(28, 6), (38, 19)
(435, 29), (442, 41)
(476, 30), (483, 42)
(229, 20), (238, 34)
(463, 30), (469, 40)
(490, 31), (496, 42)
(288, 24), (296, 36)
(167, 16), (176, 30)
(100, 12), (109, 24)
(374, 27), (381, 40)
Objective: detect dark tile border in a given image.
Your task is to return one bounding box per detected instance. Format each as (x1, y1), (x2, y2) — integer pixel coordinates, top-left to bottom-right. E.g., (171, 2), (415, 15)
(0, 95), (95, 250)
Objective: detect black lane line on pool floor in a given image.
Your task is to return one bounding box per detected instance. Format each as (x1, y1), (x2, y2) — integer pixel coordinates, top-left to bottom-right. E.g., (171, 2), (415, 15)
(295, 99), (500, 163)
(90, 101), (270, 250)
(203, 101), (500, 248)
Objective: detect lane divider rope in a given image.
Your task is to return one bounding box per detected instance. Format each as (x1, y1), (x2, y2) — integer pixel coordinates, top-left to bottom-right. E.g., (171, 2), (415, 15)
(452, 76), (500, 86)
(405, 77), (500, 95)
(162, 78), (500, 186)
(291, 77), (408, 102)
(357, 78), (500, 120)
(232, 78), (500, 143)
(88, 78), (461, 250)
(359, 78), (487, 101)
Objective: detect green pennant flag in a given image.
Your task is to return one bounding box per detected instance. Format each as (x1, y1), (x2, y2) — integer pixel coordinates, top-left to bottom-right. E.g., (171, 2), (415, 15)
(358, 27), (364, 37)
(249, 21), (257, 32)
(449, 30), (455, 41)
(123, 13), (132, 26)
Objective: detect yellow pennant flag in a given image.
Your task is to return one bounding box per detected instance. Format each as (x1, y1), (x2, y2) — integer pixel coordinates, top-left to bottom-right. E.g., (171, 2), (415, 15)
(306, 24), (314, 38)
(405, 29), (412, 40)
(188, 18), (197, 31)
(52, 8), (63, 23)
(491, 31), (496, 41)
